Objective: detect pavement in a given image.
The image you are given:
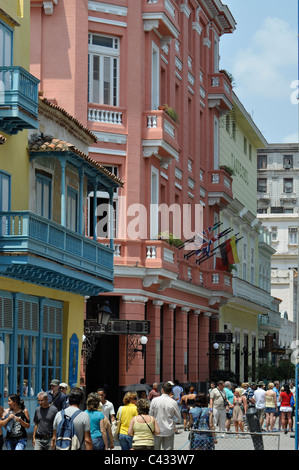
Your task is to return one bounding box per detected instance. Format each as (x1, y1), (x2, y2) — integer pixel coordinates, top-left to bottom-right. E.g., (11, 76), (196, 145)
(3, 423), (296, 451)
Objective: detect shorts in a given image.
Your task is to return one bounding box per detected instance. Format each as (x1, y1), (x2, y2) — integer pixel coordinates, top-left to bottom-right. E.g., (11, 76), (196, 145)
(257, 408), (265, 420)
(280, 406), (292, 413)
(265, 407), (276, 414)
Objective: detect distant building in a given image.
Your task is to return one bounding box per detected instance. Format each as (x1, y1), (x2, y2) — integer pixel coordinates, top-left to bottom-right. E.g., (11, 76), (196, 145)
(257, 143), (298, 352)
(219, 92), (281, 382)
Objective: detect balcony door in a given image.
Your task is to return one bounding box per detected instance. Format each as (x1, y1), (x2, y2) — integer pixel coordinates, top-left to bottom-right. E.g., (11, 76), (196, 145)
(0, 20), (13, 67)
(66, 187), (78, 232)
(151, 42), (160, 110)
(88, 34), (119, 106)
(36, 174), (51, 219)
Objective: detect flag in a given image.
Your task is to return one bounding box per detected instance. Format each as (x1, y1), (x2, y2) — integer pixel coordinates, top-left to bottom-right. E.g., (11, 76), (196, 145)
(230, 235), (240, 264)
(215, 256), (229, 271)
(219, 236), (239, 266)
(194, 222), (223, 256)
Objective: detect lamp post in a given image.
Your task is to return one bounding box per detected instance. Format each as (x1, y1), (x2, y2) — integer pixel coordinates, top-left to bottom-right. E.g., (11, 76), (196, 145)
(83, 301), (112, 364)
(97, 300), (112, 327)
(134, 336), (148, 359)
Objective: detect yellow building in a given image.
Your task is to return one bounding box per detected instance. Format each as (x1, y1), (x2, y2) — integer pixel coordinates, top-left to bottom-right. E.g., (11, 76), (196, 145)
(0, 1), (122, 428)
(218, 92), (279, 383)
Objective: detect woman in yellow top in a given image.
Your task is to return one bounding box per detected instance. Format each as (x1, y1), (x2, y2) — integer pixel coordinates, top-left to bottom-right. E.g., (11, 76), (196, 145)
(117, 392), (138, 450)
(128, 399), (160, 450)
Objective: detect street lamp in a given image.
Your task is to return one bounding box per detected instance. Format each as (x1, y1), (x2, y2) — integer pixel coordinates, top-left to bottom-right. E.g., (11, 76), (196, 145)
(134, 336), (148, 359)
(84, 300), (112, 364)
(97, 300), (112, 326)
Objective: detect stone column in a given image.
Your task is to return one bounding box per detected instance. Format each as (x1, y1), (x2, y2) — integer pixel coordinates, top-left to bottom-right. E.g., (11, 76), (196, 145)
(146, 300), (163, 384)
(175, 306), (189, 382)
(119, 295), (148, 385)
(188, 310), (199, 382)
(162, 304), (176, 382)
(198, 312), (211, 382)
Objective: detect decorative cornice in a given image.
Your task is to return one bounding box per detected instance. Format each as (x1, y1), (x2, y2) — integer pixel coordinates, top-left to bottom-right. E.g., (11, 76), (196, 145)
(152, 300), (164, 307)
(122, 295), (149, 304)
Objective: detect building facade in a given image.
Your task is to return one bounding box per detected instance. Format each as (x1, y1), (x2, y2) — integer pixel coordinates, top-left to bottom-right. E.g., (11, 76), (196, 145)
(0, 0), (121, 430)
(30, 0), (237, 398)
(257, 143), (298, 353)
(218, 92), (281, 383)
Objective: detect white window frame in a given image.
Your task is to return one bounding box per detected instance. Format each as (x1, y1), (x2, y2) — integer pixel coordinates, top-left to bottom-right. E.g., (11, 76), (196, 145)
(151, 42), (160, 110)
(0, 20), (13, 67)
(213, 116), (219, 169)
(150, 166), (159, 239)
(88, 33), (120, 106)
(288, 227), (298, 245)
(87, 166), (119, 239)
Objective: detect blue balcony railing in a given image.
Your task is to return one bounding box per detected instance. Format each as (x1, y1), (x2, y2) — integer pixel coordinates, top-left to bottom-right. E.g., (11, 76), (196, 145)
(0, 211), (114, 294)
(0, 66), (39, 134)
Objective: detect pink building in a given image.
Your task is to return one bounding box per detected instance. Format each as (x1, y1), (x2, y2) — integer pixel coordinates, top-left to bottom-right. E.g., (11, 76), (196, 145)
(30, 0), (236, 399)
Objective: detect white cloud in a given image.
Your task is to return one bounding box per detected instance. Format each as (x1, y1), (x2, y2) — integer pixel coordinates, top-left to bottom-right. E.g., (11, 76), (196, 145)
(282, 132), (299, 144)
(232, 17), (297, 99)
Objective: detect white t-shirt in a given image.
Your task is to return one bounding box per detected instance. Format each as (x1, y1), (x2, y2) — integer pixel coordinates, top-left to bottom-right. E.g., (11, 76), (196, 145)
(101, 400), (115, 421)
(254, 388), (266, 409)
(149, 394), (181, 436)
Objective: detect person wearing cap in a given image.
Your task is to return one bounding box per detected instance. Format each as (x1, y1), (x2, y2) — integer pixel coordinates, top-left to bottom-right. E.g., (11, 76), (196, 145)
(47, 379), (67, 411)
(60, 383), (69, 407)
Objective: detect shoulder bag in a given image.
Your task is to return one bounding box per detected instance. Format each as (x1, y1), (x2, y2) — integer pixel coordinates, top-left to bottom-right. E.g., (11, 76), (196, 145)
(111, 406), (122, 442)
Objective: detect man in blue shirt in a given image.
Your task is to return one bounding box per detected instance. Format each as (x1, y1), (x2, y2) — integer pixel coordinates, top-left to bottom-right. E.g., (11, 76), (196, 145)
(224, 381), (234, 431)
(172, 380), (183, 420)
(47, 379), (67, 411)
(273, 381), (281, 431)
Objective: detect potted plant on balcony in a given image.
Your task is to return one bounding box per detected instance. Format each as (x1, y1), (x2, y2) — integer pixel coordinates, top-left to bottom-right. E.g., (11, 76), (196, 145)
(158, 104), (179, 124)
(220, 165), (235, 176)
(158, 231), (183, 247)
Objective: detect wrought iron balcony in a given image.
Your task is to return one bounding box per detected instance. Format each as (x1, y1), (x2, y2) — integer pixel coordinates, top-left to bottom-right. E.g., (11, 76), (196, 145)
(0, 211), (114, 296)
(0, 66), (39, 135)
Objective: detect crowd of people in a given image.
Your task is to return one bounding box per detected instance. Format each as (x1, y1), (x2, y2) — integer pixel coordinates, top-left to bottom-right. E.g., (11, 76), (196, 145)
(0, 378), (296, 451)
(207, 379), (296, 438)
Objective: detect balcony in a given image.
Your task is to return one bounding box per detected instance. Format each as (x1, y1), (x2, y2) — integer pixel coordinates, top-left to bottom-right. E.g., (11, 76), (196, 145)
(208, 72), (233, 112)
(259, 310), (281, 332)
(87, 103), (126, 132)
(280, 192), (297, 204)
(0, 211), (114, 296)
(204, 270), (233, 296)
(143, 0), (179, 38)
(207, 168), (233, 206)
(142, 110), (179, 164)
(232, 277), (271, 313)
(0, 66), (39, 135)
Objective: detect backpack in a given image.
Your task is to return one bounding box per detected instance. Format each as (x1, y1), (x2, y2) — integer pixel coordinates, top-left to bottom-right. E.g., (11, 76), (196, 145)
(55, 409), (82, 450)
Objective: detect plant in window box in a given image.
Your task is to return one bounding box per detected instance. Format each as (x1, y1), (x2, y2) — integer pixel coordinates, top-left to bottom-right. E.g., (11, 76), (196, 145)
(220, 165), (235, 176)
(158, 231), (183, 247)
(158, 104), (179, 124)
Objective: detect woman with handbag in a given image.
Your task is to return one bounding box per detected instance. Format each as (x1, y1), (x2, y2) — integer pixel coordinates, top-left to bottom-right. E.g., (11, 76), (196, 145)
(232, 388), (247, 438)
(189, 393), (216, 450)
(128, 399), (160, 450)
(85, 393), (108, 450)
(116, 392), (138, 450)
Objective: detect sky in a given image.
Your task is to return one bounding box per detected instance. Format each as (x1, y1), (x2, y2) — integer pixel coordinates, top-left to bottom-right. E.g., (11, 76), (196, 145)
(219, 0), (298, 144)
